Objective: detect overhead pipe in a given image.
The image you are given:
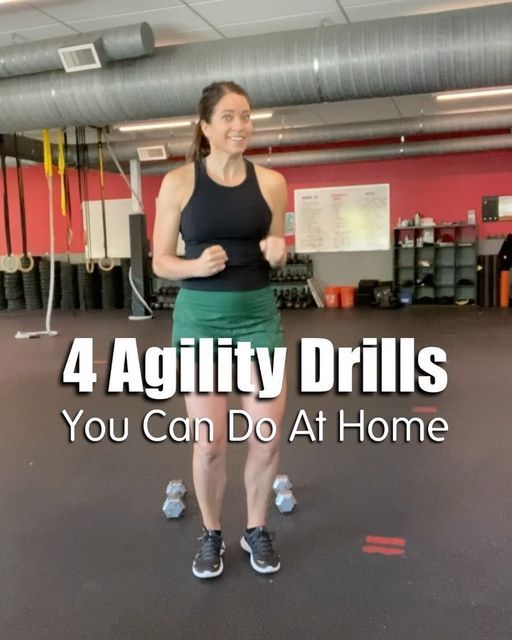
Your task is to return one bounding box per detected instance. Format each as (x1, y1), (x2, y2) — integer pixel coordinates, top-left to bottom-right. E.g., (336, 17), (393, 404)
(0, 134), (46, 162)
(141, 134), (512, 174)
(0, 23), (154, 78)
(0, 5), (511, 130)
(83, 108), (512, 163)
(0, 133), (124, 174)
(6, 131), (511, 175)
(9, 108), (512, 171)
(0, 132), (103, 168)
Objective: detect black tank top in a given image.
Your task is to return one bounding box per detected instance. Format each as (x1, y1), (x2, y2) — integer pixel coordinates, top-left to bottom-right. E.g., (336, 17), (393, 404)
(179, 158), (272, 291)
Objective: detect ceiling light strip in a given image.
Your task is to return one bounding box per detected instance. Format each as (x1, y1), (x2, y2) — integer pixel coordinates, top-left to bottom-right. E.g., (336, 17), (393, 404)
(436, 87), (512, 101)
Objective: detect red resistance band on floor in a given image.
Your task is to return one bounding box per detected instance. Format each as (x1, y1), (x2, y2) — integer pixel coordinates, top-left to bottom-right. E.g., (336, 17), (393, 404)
(362, 535), (406, 556)
(412, 406), (438, 414)
(362, 546), (405, 556)
(365, 535), (405, 547)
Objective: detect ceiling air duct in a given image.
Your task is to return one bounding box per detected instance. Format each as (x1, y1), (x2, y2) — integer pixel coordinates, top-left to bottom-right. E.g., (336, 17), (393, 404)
(0, 4), (511, 131)
(0, 23), (154, 78)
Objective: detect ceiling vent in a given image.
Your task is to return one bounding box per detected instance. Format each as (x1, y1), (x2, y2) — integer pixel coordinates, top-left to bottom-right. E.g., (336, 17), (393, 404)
(58, 41), (106, 73)
(136, 145), (168, 161)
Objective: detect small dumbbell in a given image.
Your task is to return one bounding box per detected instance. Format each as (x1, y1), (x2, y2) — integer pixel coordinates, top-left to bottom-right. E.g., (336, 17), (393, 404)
(273, 475), (297, 514)
(273, 475), (292, 493)
(275, 490), (297, 514)
(162, 479), (187, 519)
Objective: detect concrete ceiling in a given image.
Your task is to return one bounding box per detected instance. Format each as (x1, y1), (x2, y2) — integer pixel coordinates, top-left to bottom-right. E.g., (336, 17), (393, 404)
(2, 0), (511, 143)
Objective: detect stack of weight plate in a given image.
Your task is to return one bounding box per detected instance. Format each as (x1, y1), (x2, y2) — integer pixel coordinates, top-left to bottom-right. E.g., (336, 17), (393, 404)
(39, 258), (61, 309)
(87, 269), (100, 310)
(121, 258), (132, 309)
(5, 271), (25, 310)
(0, 271), (7, 310)
(356, 279), (379, 306)
(112, 266), (124, 309)
(60, 262), (78, 310)
(77, 264), (87, 310)
(102, 267), (125, 310)
(21, 257), (43, 310)
(101, 269), (115, 310)
(77, 263), (101, 310)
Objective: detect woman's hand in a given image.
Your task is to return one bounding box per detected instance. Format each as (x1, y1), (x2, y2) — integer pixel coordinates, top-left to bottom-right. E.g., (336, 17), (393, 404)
(260, 236), (286, 268)
(195, 244), (228, 277)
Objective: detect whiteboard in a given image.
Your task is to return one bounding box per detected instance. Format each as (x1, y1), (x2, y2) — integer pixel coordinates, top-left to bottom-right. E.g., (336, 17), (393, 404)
(82, 199), (133, 259)
(294, 184), (390, 253)
(498, 195), (512, 220)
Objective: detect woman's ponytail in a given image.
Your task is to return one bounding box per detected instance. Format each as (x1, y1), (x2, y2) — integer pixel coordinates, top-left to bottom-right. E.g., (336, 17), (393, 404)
(188, 121), (210, 162)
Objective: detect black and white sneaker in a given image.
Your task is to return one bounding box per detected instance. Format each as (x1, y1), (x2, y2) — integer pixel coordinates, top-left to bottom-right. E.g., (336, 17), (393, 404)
(192, 528), (226, 579)
(240, 526), (280, 574)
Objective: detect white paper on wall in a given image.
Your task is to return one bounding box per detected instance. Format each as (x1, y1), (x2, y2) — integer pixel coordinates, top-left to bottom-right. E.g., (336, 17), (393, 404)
(294, 184), (390, 253)
(82, 198), (133, 259)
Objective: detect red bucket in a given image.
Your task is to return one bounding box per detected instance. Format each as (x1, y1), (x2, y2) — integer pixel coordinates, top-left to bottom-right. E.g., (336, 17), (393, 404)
(500, 270), (510, 308)
(340, 286), (356, 308)
(324, 286), (340, 308)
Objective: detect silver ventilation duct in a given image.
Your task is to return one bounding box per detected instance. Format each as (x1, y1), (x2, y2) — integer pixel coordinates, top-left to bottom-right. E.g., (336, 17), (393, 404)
(8, 107), (512, 167)
(0, 23), (154, 78)
(0, 134), (121, 171)
(87, 108), (512, 163)
(0, 134), (46, 161)
(0, 5), (511, 131)
(0, 133), (101, 168)
(217, 109), (512, 148)
(141, 134), (512, 174)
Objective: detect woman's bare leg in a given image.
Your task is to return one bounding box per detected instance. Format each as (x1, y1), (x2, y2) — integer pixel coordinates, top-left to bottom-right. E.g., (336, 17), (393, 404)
(185, 392), (228, 530)
(242, 370), (287, 528)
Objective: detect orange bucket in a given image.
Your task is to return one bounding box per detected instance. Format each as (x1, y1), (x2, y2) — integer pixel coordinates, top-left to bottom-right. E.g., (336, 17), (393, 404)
(340, 286), (356, 308)
(500, 270), (510, 308)
(324, 286), (340, 308)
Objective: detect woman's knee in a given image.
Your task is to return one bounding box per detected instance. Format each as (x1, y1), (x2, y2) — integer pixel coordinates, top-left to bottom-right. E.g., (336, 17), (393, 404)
(194, 439), (227, 465)
(247, 438), (280, 464)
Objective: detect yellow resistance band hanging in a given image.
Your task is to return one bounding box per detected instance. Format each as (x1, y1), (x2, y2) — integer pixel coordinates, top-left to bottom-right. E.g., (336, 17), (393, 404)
(42, 129), (52, 179)
(17, 128), (59, 337)
(57, 129), (74, 250)
(57, 130), (67, 217)
(13, 130), (58, 338)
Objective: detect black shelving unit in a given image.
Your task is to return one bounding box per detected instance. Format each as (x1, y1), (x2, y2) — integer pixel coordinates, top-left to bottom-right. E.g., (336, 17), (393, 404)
(394, 224), (477, 305)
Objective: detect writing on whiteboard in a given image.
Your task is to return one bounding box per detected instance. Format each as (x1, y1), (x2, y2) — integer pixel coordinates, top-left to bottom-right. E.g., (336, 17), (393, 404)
(294, 184), (390, 253)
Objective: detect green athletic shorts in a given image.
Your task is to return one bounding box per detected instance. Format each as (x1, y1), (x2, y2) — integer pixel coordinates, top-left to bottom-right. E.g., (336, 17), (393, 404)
(171, 286), (285, 353)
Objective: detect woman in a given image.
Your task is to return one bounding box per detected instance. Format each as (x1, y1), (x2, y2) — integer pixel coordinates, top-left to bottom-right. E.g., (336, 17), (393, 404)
(152, 81), (288, 579)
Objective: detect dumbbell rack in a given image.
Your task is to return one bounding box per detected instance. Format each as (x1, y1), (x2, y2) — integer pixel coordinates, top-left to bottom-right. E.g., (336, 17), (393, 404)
(270, 254), (316, 310)
(150, 254), (316, 311)
(150, 282), (180, 311)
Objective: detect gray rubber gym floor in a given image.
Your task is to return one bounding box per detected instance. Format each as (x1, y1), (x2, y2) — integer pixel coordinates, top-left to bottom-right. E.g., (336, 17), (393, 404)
(1, 306), (511, 639)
